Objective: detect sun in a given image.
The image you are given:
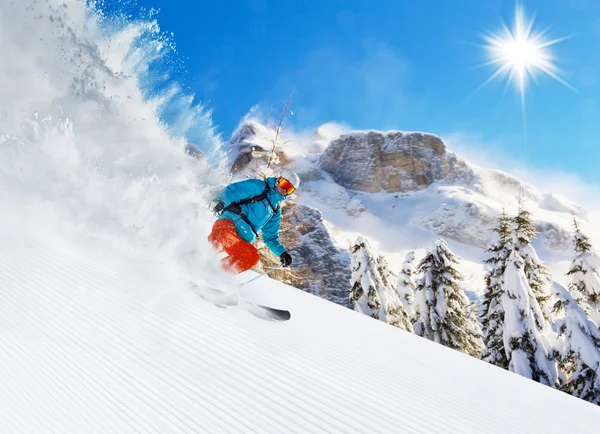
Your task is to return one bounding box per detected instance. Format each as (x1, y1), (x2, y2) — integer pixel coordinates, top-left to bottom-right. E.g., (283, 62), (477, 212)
(480, 4), (573, 111)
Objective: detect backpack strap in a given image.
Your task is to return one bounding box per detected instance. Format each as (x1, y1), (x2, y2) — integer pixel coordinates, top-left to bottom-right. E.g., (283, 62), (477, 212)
(223, 181), (279, 235)
(263, 187), (280, 216)
(235, 182), (270, 206)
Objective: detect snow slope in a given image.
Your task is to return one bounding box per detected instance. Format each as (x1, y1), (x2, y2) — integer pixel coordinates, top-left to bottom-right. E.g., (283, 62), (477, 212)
(1, 212), (599, 433)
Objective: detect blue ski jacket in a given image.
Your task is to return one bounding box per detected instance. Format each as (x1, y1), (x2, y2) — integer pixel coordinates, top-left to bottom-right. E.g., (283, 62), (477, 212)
(216, 177), (287, 257)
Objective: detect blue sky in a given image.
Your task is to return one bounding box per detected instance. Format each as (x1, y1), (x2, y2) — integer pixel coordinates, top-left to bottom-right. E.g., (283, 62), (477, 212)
(108, 0), (600, 184)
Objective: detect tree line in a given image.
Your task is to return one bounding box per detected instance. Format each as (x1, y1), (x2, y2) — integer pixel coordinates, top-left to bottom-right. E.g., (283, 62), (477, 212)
(349, 197), (600, 406)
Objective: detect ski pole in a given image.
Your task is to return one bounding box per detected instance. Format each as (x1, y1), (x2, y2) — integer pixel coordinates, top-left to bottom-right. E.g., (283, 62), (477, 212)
(239, 266), (283, 287)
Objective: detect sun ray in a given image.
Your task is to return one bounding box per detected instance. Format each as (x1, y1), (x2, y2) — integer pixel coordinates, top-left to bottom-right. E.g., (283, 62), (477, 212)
(480, 3), (573, 113)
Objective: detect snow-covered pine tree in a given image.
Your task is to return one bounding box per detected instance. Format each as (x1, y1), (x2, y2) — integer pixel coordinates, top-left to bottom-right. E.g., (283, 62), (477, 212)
(413, 239), (483, 358)
(350, 237), (412, 331)
(552, 283), (600, 404)
(481, 209), (512, 369)
(376, 254), (396, 291)
(395, 251), (417, 319)
(377, 254), (413, 332)
(350, 237), (381, 319)
(513, 195), (553, 326)
(466, 301), (482, 343)
(502, 244), (557, 386)
(566, 217), (600, 318)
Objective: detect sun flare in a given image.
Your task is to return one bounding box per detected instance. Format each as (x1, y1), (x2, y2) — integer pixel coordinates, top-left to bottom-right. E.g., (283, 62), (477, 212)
(481, 4), (572, 110)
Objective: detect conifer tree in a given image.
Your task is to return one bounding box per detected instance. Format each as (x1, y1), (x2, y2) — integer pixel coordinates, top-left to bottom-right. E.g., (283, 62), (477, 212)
(377, 253), (414, 332)
(350, 237), (381, 319)
(566, 217), (600, 316)
(350, 237), (412, 331)
(481, 209), (512, 369)
(377, 254), (396, 292)
(501, 244), (557, 386)
(413, 239), (483, 357)
(549, 217), (600, 404)
(513, 194), (553, 326)
(552, 284), (600, 404)
(395, 251), (417, 319)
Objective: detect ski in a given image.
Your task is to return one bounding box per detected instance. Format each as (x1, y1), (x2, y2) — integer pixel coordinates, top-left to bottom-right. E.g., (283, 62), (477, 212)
(241, 301), (291, 322)
(190, 282), (291, 322)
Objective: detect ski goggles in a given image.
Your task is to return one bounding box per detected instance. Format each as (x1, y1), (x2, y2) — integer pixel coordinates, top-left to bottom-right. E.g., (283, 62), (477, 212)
(277, 177), (296, 195)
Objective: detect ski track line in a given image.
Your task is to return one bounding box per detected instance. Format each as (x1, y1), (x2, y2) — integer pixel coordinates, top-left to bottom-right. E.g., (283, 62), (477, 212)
(0, 249), (227, 433)
(11, 232), (406, 433)
(0, 309), (151, 434)
(1, 226), (588, 433)
(6, 315), (127, 434)
(0, 263), (253, 434)
(241, 297), (536, 430)
(282, 321), (520, 432)
(4, 243), (335, 433)
(14, 271), (321, 434)
(0, 284), (234, 434)
(20, 250), (363, 434)
(0, 314), (130, 434)
(146, 300), (403, 434)
(0, 283), (176, 434)
(5, 229), (502, 432)
(0, 244), (349, 432)
(0, 340), (64, 434)
(0, 265), (79, 433)
(0, 234), (524, 434)
(30, 231), (414, 430)
(47, 258), (414, 429)
(131, 288), (582, 430)
(47, 265), (357, 433)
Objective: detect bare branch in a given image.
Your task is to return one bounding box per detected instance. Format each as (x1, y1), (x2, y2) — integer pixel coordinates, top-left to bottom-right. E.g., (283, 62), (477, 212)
(267, 89), (295, 169)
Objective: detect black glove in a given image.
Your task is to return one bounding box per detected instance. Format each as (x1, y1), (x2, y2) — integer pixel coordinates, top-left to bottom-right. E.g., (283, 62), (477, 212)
(211, 199), (224, 214)
(280, 251), (293, 268)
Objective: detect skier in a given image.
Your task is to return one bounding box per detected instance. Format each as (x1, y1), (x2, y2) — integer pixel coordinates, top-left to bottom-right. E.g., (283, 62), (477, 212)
(208, 169), (299, 274)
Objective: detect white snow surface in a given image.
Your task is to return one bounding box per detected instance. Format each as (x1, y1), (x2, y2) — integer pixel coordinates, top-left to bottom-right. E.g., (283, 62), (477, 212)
(2, 210), (600, 433)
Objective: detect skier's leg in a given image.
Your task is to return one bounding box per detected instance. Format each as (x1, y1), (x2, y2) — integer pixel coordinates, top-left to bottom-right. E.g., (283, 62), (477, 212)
(208, 219), (259, 274)
(222, 240), (260, 274)
(208, 219), (239, 252)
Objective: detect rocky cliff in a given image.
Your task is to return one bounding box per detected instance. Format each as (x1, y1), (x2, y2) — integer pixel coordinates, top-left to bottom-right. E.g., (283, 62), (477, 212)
(319, 130), (474, 193)
(250, 202), (351, 307)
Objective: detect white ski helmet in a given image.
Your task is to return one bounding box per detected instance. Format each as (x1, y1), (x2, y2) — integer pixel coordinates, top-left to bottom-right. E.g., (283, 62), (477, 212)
(280, 169), (300, 190)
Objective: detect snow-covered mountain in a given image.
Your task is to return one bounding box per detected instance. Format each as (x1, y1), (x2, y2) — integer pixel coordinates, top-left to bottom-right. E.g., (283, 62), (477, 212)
(224, 119), (595, 303)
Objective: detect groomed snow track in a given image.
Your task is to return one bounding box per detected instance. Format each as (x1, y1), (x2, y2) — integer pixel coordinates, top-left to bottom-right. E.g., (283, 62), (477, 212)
(1, 220), (599, 433)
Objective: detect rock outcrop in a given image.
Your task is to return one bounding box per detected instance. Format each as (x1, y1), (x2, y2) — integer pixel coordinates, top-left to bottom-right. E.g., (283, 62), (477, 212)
(319, 130), (474, 193)
(254, 203), (351, 307)
(227, 121), (291, 174)
(282, 204), (351, 306)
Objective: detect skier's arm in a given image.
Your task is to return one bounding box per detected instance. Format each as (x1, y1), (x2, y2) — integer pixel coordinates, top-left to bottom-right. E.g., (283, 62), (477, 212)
(261, 210), (286, 257)
(216, 180), (264, 207)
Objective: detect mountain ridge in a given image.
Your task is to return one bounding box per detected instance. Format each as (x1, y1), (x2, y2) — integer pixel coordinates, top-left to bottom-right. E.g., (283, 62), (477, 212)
(223, 120), (596, 303)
